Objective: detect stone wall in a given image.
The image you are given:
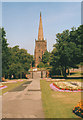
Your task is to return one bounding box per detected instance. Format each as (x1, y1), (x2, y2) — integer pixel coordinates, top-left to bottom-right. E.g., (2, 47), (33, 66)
(34, 40), (47, 67)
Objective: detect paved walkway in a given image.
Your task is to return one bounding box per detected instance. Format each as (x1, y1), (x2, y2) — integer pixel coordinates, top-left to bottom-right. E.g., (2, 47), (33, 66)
(2, 79), (44, 118)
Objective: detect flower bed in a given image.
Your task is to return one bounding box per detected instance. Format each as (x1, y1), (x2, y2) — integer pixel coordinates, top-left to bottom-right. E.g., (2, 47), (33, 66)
(50, 82), (83, 92)
(73, 101), (83, 118)
(0, 85), (7, 90)
(17, 80), (23, 82)
(7, 80), (17, 83)
(3, 79), (23, 83)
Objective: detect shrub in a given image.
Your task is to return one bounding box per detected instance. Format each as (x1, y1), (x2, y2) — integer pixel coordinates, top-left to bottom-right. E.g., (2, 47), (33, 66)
(37, 62), (45, 68)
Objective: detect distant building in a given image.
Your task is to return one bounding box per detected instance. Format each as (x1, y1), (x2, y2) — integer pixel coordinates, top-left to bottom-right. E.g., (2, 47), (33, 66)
(34, 12), (47, 67)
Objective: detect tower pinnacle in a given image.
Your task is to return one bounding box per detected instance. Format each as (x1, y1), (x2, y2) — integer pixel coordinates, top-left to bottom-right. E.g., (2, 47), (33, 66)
(40, 11), (41, 17)
(38, 12), (44, 40)
(35, 12), (47, 67)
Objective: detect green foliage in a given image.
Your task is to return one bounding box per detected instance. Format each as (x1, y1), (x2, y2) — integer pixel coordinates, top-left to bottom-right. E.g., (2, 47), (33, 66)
(1, 28), (10, 77)
(32, 59), (35, 67)
(37, 50), (51, 68)
(41, 50), (51, 68)
(0, 28), (2, 80)
(8, 47), (33, 79)
(42, 50), (51, 64)
(37, 62), (45, 68)
(8, 63), (24, 78)
(1, 28), (34, 79)
(50, 25), (82, 78)
(44, 63), (50, 68)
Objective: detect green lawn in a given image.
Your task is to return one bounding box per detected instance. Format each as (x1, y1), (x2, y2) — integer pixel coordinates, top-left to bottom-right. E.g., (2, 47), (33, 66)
(1, 80), (27, 95)
(40, 80), (81, 118)
(65, 79), (82, 82)
(68, 71), (81, 77)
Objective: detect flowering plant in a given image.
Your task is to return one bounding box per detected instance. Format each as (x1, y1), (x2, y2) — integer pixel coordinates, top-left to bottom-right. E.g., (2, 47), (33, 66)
(0, 85), (7, 90)
(73, 101), (83, 118)
(50, 81), (83, 92)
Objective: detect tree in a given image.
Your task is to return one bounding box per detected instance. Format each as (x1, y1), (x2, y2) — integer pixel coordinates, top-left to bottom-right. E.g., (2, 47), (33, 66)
(1, 27), (34, 79)
(0, 28), (2, 81)
(70, 25), (83, 62)
(42, 50), (51, 64)
(8, 63), (24, 79)
(8, 47), (33, 79)
(50, 26), (82, 78)
(1, 28), (10, 78)
(37, 62), (45, 68)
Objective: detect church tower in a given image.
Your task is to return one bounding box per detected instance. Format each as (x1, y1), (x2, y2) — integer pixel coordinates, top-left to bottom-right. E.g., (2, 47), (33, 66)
(34, 12), (47, 67)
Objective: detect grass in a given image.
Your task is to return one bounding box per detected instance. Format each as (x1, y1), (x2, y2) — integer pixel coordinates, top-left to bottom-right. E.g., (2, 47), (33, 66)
(52, 68), (82, 78)
(40, 79), (81, 118)
(65, 79), (82, 82)
(1, 80), (27, 95)
(68, 71), (81, 77)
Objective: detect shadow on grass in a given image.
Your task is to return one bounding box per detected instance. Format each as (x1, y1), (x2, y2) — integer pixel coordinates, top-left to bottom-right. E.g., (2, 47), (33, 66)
(9, 81), (32, 92)
(70, 73), (77, 75)
(51, 76), (83, 79)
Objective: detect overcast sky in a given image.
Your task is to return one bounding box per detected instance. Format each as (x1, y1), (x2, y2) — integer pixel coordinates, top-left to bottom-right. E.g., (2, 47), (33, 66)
(2, 2), (81, 55)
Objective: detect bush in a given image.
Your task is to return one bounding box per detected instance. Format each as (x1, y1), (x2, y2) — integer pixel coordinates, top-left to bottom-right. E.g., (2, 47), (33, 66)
(50, 67), (61, 76)
(37, 62), (45, 68)
(44, 63), (50, 68)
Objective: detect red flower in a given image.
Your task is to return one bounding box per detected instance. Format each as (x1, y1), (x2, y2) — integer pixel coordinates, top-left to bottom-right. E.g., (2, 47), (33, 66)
(61, 88), (64, 90)
(0, 85), (4, 88)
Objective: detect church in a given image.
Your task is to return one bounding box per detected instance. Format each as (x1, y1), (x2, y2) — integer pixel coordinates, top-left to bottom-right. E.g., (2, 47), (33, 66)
(34, 12), (47, 67)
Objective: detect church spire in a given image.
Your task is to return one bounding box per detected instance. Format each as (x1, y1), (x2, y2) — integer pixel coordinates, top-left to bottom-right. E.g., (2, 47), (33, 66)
(38, 12), (44, 40)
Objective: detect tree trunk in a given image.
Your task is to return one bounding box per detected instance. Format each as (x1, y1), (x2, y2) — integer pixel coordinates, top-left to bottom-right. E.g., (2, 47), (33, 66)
(41, 71), (43, 78)
(20, 73), (22, 79)
(62, 67), (67, 78)
(68, 68), (70, 75)
(61, 70), (63, 76)
(8, 74), (9, 79)
(64, 66), (67, 78)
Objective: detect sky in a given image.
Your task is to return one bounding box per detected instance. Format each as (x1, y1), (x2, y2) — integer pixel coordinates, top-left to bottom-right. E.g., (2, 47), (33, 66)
(2, 2), (81, 55)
